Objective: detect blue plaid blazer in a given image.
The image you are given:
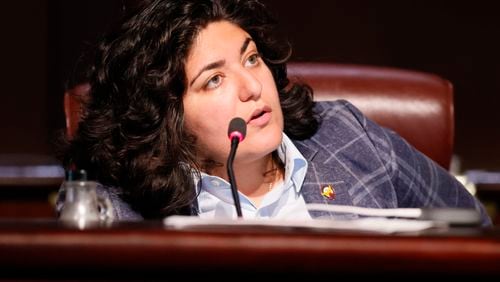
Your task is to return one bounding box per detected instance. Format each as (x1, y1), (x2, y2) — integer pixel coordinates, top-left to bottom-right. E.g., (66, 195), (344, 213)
(297, 100), (490, 225)
(61, 100), (491, 226)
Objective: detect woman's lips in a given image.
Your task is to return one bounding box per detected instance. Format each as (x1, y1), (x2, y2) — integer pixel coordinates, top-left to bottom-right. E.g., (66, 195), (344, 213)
(248, 111), (271, 126)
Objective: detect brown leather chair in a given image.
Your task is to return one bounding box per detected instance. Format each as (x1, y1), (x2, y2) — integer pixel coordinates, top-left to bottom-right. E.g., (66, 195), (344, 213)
(288, 62), (454, 169)
(64, 62), (454, 169)
(64, 83), (91, 141)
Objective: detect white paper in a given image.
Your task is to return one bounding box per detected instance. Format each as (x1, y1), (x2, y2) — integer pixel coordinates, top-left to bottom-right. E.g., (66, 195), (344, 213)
(163, 215), (446, 234)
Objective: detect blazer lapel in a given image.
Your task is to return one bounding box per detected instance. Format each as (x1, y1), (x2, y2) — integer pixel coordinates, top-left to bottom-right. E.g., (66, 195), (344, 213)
(295, 140), (358, 220)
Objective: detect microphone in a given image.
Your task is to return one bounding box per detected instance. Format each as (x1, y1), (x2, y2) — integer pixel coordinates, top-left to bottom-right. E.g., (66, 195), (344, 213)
(227, 117), (246, 218)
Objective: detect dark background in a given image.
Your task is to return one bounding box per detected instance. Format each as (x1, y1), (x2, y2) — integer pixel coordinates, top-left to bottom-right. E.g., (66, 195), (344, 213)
(1, 0), (499, 172)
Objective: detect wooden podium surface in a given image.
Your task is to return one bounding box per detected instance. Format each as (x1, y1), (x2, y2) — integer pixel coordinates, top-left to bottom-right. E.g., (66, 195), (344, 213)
(0, 219), (499, 280)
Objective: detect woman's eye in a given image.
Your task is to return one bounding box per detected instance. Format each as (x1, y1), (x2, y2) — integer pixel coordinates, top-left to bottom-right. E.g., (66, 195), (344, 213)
(245, 53), (260, 67)
(205, 75), (222, 90)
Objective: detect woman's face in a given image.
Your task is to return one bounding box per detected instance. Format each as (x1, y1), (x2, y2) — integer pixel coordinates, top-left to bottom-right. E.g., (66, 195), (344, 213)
(183, 20), (283, 167)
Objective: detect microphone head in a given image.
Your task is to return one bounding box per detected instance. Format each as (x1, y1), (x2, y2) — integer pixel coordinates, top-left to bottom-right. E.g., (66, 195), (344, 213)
(227, 117), (246, 142)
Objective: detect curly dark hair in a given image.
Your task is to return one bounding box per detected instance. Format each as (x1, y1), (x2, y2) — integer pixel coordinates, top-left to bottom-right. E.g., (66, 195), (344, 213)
(63, 0), (319, 218)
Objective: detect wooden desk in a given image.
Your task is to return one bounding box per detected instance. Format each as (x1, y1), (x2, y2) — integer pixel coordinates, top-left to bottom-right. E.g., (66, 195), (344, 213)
(477, 183), (500, 225)
(0, 182), (60, 218)
(0, 220), (499, 280)
(0, 155), (63, 218)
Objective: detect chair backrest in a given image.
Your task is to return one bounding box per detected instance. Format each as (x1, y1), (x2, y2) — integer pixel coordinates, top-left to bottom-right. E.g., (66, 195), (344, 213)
(64, 83), (90, 141)
(64, 62), (454, 169)
(287, 62), (454, 169)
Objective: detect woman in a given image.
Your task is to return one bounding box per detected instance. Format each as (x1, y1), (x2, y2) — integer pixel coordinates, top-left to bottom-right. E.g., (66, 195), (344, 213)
(59, 0), (491, 225)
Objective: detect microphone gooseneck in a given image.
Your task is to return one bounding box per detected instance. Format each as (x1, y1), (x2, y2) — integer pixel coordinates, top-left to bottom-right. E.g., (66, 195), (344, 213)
(227, 117), (246, 218)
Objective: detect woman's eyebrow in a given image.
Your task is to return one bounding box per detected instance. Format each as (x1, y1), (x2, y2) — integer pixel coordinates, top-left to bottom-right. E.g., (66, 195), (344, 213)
(189, 37), (254, 87)
(240, 37), (253, 55)
(190, 59), (225, 87)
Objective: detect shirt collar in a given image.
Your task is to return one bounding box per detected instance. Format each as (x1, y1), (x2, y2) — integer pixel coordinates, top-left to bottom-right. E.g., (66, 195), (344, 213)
(194, 133), (308, 195)
(277, 133), (308, 193)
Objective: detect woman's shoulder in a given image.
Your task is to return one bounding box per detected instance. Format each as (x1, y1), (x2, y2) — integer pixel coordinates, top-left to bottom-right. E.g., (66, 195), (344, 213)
(314, 99), (366, 123)
(312, 99), (372, 139)
(94, 184), (144, 221)
(304, 99), (397, 164)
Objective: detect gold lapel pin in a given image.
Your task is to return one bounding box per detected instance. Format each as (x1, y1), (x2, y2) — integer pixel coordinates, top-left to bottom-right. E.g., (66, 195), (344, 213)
(320, 184), (336, 200)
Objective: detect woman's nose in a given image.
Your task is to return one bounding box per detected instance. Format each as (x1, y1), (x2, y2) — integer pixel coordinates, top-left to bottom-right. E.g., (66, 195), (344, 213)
(237, 70), (262, 102)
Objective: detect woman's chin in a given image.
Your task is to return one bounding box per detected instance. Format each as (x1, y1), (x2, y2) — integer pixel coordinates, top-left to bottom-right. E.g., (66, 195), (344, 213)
(238, 132), (282, 159)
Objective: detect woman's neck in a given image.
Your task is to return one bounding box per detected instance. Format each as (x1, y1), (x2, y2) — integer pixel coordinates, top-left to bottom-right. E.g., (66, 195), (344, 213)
(210, 153), (283, 200)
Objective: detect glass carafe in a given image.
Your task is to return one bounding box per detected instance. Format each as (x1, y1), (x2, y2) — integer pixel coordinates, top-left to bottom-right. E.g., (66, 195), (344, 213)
(59, 169), (114, 229)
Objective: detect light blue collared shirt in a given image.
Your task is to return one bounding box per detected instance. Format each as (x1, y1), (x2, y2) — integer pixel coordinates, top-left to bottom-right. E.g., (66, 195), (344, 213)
(195, 133), (311, 219)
